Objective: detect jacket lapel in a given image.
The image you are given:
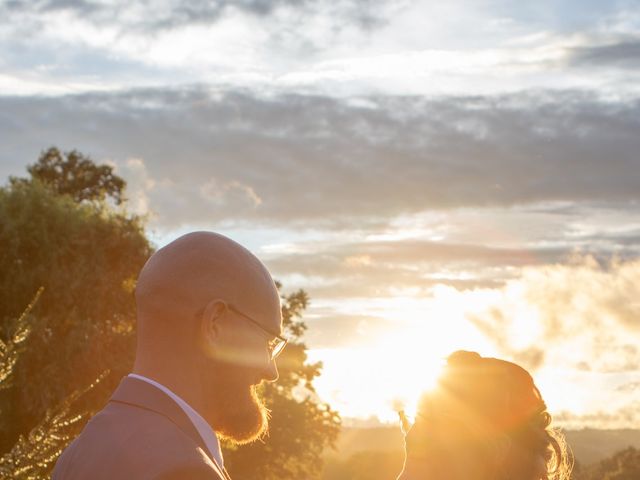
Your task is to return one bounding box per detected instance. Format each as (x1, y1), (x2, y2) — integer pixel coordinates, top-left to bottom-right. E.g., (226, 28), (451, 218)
(109, 376), (228, 479)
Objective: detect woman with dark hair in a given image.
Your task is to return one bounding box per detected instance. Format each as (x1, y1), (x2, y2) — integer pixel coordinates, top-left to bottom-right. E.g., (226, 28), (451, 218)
(398, 351), (572, 480)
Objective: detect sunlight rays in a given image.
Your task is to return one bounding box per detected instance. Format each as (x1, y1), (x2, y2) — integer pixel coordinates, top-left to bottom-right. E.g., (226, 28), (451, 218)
(306, 258), (640, 428)
(307, 290), (498, 422)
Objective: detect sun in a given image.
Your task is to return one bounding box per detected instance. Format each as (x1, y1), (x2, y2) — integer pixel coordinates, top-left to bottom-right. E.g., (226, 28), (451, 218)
(375, 342), (446, 422)
(308, 290), (500, 422)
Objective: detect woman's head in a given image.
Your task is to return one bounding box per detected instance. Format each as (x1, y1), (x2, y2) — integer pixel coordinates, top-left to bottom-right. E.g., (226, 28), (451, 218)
(405, 351), (571, 480)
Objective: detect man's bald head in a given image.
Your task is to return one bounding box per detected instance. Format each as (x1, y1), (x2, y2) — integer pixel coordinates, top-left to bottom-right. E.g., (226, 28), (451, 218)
(135, 231), (280, 346)
(132, 232), (282, 444)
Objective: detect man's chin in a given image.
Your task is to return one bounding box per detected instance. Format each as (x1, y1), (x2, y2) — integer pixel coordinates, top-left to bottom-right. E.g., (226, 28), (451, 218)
(209, 386), (270, 445)
(216, 410), (269, 445)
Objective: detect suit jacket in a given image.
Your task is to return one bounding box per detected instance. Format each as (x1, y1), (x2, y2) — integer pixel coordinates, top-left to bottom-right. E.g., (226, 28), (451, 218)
(52, 376), (230, 480)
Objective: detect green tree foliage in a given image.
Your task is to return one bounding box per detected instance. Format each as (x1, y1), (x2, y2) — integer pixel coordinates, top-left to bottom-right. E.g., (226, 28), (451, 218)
(0, 374), (104, 480)
(223, 288), (342, 480)
(575, 447), (640, 480)
(0, 295), (107, 479)
(13, 147), (126, 205)
(1, 148), (340, 479)
(0, 159), (152, 454)
(0, 289), (40, 392)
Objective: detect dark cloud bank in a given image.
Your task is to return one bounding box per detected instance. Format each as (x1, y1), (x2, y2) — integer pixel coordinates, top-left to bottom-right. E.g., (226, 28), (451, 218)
(566, 36), (640, 70)
(263, 239), (566, 298)
(4, 0), (311, 24)
(2, 87), (639, 228)
(2, 0), (387, 32)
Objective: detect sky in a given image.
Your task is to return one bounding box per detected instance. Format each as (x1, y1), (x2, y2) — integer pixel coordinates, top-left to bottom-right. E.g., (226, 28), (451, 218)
(1, 0), (640, 428)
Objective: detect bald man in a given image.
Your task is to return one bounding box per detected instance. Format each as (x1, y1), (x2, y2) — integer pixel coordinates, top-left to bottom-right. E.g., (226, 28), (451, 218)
(52, 232), (286, 480)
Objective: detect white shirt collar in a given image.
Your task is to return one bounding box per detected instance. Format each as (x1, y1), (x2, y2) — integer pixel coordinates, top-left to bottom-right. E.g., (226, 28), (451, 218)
(127, 373), (224, 469)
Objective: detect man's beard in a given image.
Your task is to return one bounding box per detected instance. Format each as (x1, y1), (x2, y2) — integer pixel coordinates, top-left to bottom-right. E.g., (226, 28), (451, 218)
(200, 357), (270, 445)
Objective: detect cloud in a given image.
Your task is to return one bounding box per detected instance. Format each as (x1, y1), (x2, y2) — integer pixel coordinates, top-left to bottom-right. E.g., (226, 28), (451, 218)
(467, 256), (640, 373)
(264, 238), (567, 299)
(0, 0), (402, 88)
(303, 313), (396, 348)
(1, 0), (390, 33)
(117, 157), (155, 216)
(565, 36), (640, 70)
(571, 228), (640, 251)
(1, 87), (639, 230)
(4, 0), (306, 27)
(2, 2), (638, 97)
(299, 255), (640, 426)
(554, 400), (640, 429)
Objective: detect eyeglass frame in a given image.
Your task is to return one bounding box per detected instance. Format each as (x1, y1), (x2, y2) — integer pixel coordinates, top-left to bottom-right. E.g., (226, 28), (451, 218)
(196, 301), (288, 360)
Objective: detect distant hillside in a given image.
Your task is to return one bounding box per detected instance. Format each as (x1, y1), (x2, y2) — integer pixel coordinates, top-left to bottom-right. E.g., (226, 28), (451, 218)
(334, 426), (404, 458)
(322, 427), (404, 480)
(565, 429), (640, 465)
(324, 426), (640, 467)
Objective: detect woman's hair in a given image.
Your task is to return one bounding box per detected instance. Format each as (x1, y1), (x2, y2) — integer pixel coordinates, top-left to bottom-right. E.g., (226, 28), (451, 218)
(408, 351), (572, 480)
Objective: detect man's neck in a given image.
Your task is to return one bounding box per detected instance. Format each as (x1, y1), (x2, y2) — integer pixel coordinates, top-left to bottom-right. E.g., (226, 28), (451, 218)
(132, 359), (205, 417)
(127, 372), (225, 471)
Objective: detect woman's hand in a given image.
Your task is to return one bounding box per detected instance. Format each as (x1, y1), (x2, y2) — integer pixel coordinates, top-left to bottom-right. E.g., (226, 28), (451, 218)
(397, 414), (432, 480)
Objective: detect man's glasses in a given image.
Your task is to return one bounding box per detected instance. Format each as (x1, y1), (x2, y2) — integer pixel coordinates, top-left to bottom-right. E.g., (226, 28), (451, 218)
(227, 304), (288, 360)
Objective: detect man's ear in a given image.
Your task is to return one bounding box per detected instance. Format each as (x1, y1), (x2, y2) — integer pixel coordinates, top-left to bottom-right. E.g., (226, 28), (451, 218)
(199, 299), (227, 348)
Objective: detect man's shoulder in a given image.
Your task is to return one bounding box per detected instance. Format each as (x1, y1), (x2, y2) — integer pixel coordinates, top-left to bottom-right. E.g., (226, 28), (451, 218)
(53, 401), (223, 480)
(151, 463), (224, 480)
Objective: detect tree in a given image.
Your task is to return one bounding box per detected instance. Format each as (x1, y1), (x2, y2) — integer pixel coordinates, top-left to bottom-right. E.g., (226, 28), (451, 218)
(0, 163), (152, 454)
(576, 447), (640, 480)
(1, 148), (341, 478)
(0, 289), (40, 393)
(14, 147), (126, 205)
(0, 291), (107, 479)
(223, 287), (342, 480)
